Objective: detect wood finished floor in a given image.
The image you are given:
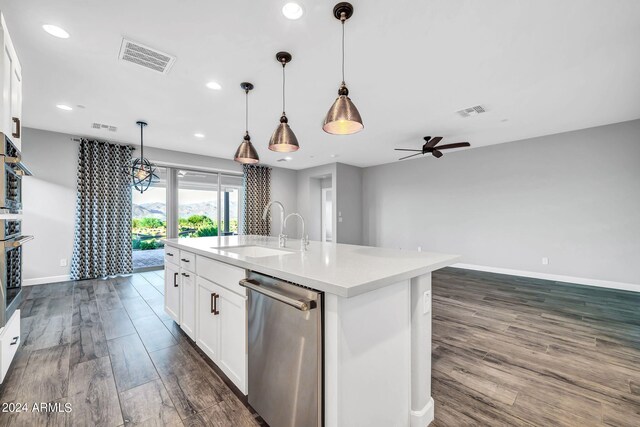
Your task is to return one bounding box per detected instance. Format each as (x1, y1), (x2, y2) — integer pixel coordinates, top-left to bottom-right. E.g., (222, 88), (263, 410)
(0, 268), (638, 426)
(0, 270), (262, 427)
(431, 268), (640, 427)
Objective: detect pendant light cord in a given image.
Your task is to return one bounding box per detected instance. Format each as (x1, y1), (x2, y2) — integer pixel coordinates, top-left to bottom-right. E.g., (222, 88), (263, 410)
(341, 19), (345, 83)
(282, 63), (286, 114)
(245, 89), (249, 134)
(139, 123), (144, 161)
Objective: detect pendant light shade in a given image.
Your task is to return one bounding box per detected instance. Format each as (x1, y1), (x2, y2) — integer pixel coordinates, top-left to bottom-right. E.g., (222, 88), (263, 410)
(269, 52), (299, 152)
(234, 133), (259, 164)
(323, 2), (363, 135)
(234, 82), (260, 164)
(322, 83), (363, 134)
(125, 121), (158, 193)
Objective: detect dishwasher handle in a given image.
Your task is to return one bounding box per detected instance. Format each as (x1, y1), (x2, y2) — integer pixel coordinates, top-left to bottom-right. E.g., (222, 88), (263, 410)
(239, 278), (314, 312)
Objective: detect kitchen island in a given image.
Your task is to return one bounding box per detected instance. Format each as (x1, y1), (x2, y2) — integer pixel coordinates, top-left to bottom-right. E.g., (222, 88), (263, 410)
(163, 235), (458, 427)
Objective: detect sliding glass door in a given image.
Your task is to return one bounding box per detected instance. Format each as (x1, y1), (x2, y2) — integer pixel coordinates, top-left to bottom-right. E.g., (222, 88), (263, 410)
(177, 170), (219, 238)
(132, 167), (167, 270)
(220, 175), (244, 236)
(131, 167), (243, 271)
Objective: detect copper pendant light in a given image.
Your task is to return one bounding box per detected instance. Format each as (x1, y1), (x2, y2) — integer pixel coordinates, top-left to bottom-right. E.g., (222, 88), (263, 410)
(269, 51), (300, 153)
(322, 2), (363, 135)
(234, 82), (259, 164)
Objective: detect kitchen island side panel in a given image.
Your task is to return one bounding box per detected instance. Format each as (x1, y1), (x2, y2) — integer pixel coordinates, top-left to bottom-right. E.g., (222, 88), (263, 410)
(324, 279), (412, 427)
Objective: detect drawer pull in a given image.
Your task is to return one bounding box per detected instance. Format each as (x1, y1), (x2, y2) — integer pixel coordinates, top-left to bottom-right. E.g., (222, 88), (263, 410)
(181, 258), (190, 263)
(10, 336), (19, 345)
(181, 272), (190, 278)
(166, 252), (174, 257)
(173, 272), (179, 287)
(211, 293), (219, 315)
(12, 117), (20, 139)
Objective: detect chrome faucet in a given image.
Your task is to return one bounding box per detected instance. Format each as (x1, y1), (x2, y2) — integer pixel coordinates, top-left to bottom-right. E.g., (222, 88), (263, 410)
(263, 201), (287, 248)
(284, 213), (309, 251)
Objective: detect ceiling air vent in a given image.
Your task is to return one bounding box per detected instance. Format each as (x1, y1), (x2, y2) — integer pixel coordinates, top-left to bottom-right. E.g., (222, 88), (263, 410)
(456, 105), (486, 118)
(118, 38), (176, 74)
(91, 123), (118, 132)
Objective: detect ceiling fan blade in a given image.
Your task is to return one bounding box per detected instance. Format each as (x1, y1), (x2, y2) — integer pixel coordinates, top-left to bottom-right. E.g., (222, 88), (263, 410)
(394, 148), (422, 152)
(435, 142), (470, 150)
(432, 149), (443, 158)
(424, 136), (443, 149)
(398, 153), (423, 161)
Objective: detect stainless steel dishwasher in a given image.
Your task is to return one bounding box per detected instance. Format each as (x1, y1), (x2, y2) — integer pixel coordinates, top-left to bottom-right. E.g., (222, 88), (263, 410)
(240, 272), (323, 427)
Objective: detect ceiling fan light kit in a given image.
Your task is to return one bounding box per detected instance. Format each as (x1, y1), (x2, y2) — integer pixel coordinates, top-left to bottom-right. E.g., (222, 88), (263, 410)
(234, 82), (260, 164)
(323, 2), (364, 135)
(269, 51), (300, 153)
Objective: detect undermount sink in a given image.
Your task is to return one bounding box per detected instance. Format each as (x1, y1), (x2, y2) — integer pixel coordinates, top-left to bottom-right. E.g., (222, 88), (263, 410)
(219, 245), (294, 258)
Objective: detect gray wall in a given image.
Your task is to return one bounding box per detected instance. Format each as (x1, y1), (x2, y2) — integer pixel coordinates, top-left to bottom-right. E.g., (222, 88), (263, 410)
(22, 128), (78, 283)
(362, 120), (640, 285)
(21, 127), (297, 283)
(335, 163), (363, 245)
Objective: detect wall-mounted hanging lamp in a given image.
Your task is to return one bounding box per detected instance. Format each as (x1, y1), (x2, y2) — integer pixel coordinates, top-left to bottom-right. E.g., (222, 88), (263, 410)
(269, 51), (300, 153)
(125, 121), (158, 193)
(234, 82), (260, 164)
(322, 2), (363, 135)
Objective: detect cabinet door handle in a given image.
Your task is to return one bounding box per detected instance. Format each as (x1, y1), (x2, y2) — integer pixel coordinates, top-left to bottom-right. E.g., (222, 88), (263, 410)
(181, 258), (190, 262)
(211, 293), (219, 315)
(12, 117), (20, 139)
(10, 336), (19, 345)
(166, 252), (174, 257)
(181, 272), (190, 278)
(173, 272), (179, 287)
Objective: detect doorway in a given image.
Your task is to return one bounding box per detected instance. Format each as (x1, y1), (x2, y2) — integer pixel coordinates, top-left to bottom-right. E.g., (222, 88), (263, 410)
(321, 187), (333, 242)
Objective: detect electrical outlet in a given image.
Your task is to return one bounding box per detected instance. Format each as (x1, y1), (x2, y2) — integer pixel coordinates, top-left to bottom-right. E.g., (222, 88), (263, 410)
(60, 258), (68, 267)
(423, 291), (431, 314)
(417, 246), (422, 252)
(542, 257), (549, 265)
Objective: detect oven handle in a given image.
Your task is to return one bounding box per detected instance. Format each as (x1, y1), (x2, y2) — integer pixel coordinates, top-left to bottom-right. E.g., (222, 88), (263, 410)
(6, 235), (34, 248)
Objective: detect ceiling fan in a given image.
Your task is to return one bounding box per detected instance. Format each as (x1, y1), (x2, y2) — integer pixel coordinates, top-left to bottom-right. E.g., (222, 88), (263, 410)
(395, 136), (470, 160)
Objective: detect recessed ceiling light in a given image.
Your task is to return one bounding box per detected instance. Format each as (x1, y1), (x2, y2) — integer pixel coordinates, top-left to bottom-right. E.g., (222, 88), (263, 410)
(194, 133), (205, 138)
(282, 2), (304, 20)
(206, 81), (222, 90)
(330, 154), (338, 158)
(56, 104), (73, 111)
(285, 156), (293, 161)
(42, 24), (70, 39)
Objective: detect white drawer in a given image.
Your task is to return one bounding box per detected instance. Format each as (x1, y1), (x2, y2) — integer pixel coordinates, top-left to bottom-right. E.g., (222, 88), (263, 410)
(196, 256), (246, 296)
(164, 246), (179, 265)
(180, 251), (196, 272)
(0, 310), (20, 384)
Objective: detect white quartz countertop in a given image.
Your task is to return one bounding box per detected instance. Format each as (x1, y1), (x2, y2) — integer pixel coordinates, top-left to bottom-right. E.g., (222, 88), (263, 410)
(163, 235), (459, 298)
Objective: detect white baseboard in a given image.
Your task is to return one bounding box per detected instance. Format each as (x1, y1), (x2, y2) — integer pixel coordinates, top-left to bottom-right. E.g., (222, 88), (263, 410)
(23, 275), (70, 286)
(412, 397), (435, 427)
(452, 263), (640, 293)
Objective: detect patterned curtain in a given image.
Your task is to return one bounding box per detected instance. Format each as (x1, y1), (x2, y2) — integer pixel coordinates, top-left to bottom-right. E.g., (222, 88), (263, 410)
(243, 164), (271, 236)
(71, 139), (134, 280)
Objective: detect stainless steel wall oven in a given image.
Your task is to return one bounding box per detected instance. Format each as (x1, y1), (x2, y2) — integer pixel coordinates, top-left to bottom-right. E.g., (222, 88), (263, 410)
(0, 134), (32, 328)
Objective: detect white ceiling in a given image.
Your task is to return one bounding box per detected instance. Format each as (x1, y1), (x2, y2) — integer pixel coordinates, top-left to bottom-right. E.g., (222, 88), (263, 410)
(2, 0), (640, 169)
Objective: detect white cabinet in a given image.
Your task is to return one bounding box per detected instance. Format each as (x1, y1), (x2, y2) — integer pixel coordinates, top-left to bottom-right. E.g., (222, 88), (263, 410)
(164, 247), (248, 394)
(196, 277), (220, 362)
(0, 13), (22, 151)
(164, 262), (180, 323)
(180, 269), (196, 339)
(216, 284), (247, 393)
(0, 310), (20, 384)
